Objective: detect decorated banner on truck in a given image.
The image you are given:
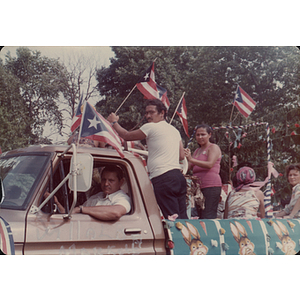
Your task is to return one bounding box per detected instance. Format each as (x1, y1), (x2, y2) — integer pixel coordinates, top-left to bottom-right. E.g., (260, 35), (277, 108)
(167, 218), (300, 255)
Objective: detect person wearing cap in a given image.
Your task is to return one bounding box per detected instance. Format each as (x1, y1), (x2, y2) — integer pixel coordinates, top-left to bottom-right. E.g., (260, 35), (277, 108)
(224, 166), (265, 219)
(274, 163), (300, 219)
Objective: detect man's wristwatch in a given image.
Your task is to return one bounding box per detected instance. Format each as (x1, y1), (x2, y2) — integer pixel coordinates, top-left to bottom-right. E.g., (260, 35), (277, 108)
(111, 121), (118, 126)
(79, 206), (83, 213)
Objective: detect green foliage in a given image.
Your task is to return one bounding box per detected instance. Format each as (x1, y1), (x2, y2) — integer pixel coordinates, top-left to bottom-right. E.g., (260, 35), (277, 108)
(3, 47), (69, 146)
(95, 46), (300, 203)
(0, 60), (32, 150)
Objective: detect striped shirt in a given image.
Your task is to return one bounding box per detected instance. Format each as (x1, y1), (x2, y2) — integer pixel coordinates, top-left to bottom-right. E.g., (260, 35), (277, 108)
(227, 190), (260, 219)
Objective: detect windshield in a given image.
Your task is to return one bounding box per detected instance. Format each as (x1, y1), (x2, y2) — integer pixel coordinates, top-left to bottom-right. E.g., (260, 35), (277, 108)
(0, 153), (50, 210)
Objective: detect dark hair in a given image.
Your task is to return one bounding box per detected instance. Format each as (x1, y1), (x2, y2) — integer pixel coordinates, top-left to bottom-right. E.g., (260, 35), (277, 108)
(285, 163), (300, 178)
(102, 165), (124, 181)
(194, 124), (215, 143)
(145, 99), (167, 119)
(195, 124), (213, 135)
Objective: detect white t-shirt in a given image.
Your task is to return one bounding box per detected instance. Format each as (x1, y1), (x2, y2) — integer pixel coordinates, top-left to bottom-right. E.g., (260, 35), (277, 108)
(140, 120), (181, 179)
(83, 190), (131, 213)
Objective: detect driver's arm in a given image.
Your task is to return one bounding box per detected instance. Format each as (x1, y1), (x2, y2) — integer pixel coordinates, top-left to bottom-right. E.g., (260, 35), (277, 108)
(73, 205), (127, 221)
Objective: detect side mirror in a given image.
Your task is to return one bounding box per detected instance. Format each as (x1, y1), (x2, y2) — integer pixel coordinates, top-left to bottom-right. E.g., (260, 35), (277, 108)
(68, 153), (93, 192)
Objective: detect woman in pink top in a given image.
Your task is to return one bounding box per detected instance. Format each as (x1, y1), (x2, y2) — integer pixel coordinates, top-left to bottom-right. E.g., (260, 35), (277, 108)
(184, 124), (222, 219)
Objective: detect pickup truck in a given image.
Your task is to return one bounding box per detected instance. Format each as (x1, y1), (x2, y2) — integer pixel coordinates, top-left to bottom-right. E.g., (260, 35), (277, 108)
(1, 144), (300, 255)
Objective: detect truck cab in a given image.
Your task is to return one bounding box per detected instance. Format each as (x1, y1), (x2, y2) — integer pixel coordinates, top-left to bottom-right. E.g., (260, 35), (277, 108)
(0, 144), (167, 254)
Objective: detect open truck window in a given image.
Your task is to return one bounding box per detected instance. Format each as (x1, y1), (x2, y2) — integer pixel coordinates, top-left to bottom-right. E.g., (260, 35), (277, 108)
(40, 157), (133, 216)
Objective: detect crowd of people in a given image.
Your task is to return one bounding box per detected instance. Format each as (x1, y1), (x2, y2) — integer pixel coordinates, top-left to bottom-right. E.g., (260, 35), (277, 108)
(55, 99), (300, 222)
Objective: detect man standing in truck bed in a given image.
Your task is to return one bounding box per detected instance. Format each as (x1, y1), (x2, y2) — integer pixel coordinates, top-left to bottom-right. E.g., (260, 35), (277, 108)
(108, 99), (188, 219)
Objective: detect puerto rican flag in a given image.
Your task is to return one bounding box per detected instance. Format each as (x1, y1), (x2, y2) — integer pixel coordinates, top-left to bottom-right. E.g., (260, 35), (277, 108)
(136, 62), (171, 110)
(233, 86), (256, 118)
(136, 62), (159, 100)
(79, 102), (124, 158)
(176, 96), (189, 137)
(71, 94), (85, 132)
(157, 84), (170, 110)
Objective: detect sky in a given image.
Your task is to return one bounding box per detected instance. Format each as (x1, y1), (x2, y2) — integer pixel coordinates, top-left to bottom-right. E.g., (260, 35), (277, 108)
(0, 46), (114, 66)
(0, 46), (115, 143)
(0, 46), (115, 105)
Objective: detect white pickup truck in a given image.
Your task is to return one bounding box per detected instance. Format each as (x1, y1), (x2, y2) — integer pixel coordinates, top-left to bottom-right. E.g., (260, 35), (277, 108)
(0, 144), (299, 255)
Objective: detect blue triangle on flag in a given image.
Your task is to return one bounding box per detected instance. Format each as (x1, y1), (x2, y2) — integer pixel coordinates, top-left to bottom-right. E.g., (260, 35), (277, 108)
(81, 103), (108, 137)
(235, 88), (243, 103)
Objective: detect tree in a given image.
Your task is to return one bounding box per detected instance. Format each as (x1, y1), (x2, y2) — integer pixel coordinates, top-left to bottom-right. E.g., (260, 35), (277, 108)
(60, 53), (100, 137)
(95, 46), (300, 201)
(95, 46), (300, 130)
(0, 60), (32, 150)
(4, 47), (69, 144)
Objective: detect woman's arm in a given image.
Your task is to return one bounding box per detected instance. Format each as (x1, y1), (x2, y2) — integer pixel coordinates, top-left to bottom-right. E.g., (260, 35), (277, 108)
(274, 209), (288, 218)
(255, 190), (265, 218)
(284, 192), (300, 218)
(184, 148), (197, 171)
(185, 144), (221, 169)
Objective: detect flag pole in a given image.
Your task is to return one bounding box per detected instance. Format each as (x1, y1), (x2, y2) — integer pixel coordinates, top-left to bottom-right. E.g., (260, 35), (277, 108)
(228, 85), (239, 185)
(169, 92), (185, 124)
(231, 112), (239, 123)
(229, 85), (239, 124)
(115, 58), (158, 114)
(229, 103), (235, 125)
(115, 85), (136, 114)
(77, 101), (87, 145)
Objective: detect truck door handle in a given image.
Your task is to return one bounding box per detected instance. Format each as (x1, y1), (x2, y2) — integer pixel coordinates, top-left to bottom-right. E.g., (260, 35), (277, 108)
(124, 228), (142, 234)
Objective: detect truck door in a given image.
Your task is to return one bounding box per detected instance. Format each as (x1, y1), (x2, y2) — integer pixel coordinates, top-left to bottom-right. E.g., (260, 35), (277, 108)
(24, 158), (156, 255)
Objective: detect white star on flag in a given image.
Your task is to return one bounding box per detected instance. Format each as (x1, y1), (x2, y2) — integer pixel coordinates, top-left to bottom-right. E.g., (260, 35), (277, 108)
(136, 62), (159, 100)
(88, 116), (100, 129)
(79, 101), (124, 158)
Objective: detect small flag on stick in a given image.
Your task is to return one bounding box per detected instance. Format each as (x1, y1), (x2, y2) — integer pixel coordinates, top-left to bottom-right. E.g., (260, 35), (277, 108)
(71, 94), (85, 132)
(157, 84), (170, 110)
(136, 62), (159, 100)
(176, 95), (189, 137)
(233, 86), (256, 118)
(79, 102), (124, 158)
(136, 62), (170, 110)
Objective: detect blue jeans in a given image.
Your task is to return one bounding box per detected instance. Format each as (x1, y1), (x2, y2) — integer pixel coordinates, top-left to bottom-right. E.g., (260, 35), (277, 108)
(199, 186), (222, 219)
(151, 169), (188, 219)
